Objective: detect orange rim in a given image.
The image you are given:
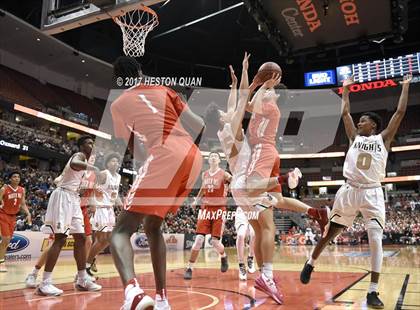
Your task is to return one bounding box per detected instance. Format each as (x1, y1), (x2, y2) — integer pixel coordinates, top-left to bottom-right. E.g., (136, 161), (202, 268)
(113, 4), (159, 29)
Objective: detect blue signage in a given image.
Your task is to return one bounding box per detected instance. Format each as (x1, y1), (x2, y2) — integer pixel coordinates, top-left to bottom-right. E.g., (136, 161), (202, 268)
(304, 70), (336, 87)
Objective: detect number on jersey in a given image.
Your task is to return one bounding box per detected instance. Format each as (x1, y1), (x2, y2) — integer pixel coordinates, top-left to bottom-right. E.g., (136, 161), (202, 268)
(356, 153), (372, 170)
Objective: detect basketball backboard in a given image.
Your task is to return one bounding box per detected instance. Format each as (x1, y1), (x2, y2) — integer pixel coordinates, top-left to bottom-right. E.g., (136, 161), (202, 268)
(41, 0), (164, 35)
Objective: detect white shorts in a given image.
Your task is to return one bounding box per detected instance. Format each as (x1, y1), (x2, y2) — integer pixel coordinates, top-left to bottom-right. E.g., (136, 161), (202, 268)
(231, 175), (277, 214)
(330, 183), (385, 230)
(91, 207), (115, 232)
(42, 188), (84, 235)
(235, 207), (249, 231)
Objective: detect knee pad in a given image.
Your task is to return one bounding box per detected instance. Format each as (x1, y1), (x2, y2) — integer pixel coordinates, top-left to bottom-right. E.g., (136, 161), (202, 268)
(210, 237), (224, 253)
(368, 228), (383, 273)
(192, 234), (205, 251)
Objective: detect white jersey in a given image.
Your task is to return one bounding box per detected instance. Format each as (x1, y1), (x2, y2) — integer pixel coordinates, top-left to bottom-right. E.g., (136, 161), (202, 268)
(94, 170), (121, 206)
(217, 123), (251, 188)
(343, 134), (388, 185)
(54, 153), (86, 192)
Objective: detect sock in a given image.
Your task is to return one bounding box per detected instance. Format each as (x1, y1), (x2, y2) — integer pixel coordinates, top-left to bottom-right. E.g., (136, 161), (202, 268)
(77, 269), (87, 281)
(262, 263), (273, 279)
(307, 208), (318, 219)
(308, 257), (316, 266)
(42, 271), (52, 281)
(187, 261), (194, 269)
(156, 288), (167, 300)
(86, 262), (92, 269)
(368, 282), (378, 293)
(221, 252), (227, 258)
(32, 267), (40, 276)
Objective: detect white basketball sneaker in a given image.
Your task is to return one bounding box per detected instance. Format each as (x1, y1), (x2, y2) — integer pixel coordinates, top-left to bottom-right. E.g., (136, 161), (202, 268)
(288, 168), (303, 189)
(36, 279), (63, 296)
(154, 294), (171, 310)
(121, 287), (154, 310)
(25, 273), (38, 288)
(75, 277), (102, 292)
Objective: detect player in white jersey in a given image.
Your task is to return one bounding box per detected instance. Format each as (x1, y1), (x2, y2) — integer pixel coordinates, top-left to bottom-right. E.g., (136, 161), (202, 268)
(300, 74), (412, 309)
(37, 135), (102, 296)
(86, 152), (122, 277)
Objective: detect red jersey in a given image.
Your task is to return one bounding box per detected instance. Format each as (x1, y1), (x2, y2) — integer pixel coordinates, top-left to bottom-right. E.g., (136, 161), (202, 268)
(1, 185), (24, 215)
(201, 168), (227, 206)
(248, 100), (280, 146)
(80, 171), (97, 208)
(111, 85), (191, 148)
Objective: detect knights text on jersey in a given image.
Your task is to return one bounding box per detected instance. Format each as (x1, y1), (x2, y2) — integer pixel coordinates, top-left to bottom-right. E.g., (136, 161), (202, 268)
(343, 134), (388, 184)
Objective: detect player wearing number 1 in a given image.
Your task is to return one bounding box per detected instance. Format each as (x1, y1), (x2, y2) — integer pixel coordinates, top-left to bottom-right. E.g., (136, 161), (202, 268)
(110, 57), (204, 310)
(300, 74), (412, 309)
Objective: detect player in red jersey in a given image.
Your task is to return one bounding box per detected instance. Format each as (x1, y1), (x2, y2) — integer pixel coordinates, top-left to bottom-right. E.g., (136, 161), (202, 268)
(0, 171), (31, 272)
(183, 152), (232, 280)
(244, 73), (329, 304)
(110, 57), (204, 310)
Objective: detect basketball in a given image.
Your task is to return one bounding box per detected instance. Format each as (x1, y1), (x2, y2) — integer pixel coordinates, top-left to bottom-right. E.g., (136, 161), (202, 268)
(254, 62), (282, 84)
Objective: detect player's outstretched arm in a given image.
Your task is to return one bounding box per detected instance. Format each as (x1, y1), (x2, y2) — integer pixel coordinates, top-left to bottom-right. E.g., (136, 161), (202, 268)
(70, 153), (101, 175)
(381, 74), (412, 150)
(341, 76), (357, 143)
(247, 73), (280, 115)
(224, 171), (232, 184)
(239, 52), (250, 91)
(231, 52), (253, 140)
(192, 173), (206, 208)
(227, 65), (238, 114)
(20, 189), (31, 225)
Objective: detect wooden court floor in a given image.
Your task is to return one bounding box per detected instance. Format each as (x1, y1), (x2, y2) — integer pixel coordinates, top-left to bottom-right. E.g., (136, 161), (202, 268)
(0, 245), (419, 309)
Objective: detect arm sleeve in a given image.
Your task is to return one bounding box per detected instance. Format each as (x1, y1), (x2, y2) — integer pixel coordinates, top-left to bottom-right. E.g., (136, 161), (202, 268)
(111, 102), (132, 141)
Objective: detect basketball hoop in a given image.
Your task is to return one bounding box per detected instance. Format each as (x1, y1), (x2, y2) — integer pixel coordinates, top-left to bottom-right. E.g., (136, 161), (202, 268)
(113, 5), (158, 57)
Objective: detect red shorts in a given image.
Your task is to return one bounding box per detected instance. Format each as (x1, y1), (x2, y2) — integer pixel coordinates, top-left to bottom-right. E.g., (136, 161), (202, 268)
(81, 206), (92, 236)
(0, 211), (16, 237)
(247, 143), (281, 193)
(196, 206), (225, 238)
(125, 137), (202, 219)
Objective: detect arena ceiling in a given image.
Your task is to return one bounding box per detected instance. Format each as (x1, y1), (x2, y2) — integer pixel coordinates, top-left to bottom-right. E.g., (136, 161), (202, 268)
(1, 0), (420, 88)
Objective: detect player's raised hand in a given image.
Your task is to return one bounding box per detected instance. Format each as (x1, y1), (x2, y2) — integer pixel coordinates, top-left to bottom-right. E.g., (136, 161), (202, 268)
(400, 73), (412, 85)
(229, 65), (237, 87)
(242, 51), (251, 71)
(262, 73), (281, 89)
(343, 75), (355, 88)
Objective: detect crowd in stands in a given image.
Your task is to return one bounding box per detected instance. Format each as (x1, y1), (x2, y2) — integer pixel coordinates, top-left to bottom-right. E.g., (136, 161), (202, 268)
(0, 119), (76, 155)
(1, 162), (419, 247)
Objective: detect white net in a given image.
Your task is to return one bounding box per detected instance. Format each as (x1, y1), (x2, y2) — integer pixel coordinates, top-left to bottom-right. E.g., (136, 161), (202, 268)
(113, 5), (158, 57)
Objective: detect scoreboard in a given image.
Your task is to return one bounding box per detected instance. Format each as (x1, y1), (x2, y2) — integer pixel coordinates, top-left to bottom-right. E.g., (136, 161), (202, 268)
(336, 53), (420, 83)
